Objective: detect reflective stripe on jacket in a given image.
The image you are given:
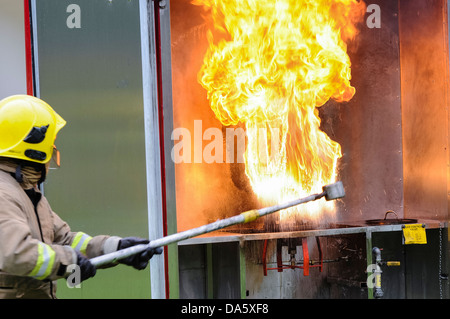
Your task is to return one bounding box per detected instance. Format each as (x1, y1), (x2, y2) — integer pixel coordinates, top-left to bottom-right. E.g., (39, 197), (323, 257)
(0, 166), (120, 299)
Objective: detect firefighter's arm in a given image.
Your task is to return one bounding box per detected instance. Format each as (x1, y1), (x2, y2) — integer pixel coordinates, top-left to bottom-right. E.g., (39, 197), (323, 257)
(51, 210), (121, 260)
(0, 194), (76, 281)
(51, 214), (162, 270)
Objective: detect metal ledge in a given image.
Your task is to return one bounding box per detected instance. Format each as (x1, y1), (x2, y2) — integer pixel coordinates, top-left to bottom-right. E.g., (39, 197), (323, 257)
(178, 219), (446, 246)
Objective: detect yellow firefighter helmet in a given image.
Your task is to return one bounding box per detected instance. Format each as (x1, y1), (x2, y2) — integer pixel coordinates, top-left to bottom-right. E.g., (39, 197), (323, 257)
(0, 95), (66, 165)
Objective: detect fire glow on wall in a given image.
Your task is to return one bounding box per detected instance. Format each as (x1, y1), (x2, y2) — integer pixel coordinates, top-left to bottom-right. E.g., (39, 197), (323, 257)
(171, 0), (367, 231)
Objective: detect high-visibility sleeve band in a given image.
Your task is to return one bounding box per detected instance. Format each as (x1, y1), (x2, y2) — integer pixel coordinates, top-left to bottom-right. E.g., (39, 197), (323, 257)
(29, 243), (56, 280)
(241, 210), (260, 223)
(71, 232), (93, 255)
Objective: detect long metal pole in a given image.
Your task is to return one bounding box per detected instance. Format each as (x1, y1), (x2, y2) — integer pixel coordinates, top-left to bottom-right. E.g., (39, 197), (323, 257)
(90, 182), (344, 267)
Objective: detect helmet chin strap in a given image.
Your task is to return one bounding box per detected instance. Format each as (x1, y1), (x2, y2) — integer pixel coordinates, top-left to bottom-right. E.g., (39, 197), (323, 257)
(15, 164), (24, 183)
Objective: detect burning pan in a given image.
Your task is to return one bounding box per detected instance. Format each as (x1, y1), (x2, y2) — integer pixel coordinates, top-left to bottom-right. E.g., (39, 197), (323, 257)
(365, 211), (417, 226)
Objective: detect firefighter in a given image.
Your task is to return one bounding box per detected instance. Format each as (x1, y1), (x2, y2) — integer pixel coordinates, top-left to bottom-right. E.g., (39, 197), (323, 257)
(0, 95), (162, 299)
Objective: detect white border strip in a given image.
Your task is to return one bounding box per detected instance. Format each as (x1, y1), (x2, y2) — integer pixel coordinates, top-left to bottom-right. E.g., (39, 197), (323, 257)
(139, 0), (166, 299)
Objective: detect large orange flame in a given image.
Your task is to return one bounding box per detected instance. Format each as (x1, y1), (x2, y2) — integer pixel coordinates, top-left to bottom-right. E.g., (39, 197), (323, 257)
(194, 0), (365, 222)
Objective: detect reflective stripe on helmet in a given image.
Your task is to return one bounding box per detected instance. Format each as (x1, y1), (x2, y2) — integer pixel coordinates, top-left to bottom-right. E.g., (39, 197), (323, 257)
(29, 242), (56, 280)
(71, 232), (92, 255)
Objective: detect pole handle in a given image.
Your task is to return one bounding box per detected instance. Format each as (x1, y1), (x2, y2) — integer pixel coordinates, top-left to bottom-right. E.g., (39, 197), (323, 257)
(90, 182), (344, 267)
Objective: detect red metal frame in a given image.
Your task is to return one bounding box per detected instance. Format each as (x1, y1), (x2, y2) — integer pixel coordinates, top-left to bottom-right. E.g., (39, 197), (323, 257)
(262, 237), (323, 277)
(152, 0), (170, 299)
(24, 0), (34, 95)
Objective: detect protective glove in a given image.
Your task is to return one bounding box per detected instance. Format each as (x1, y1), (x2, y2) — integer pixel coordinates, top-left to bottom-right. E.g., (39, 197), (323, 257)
(76, 251), (96, 282)
(117, 237), (163, 270)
